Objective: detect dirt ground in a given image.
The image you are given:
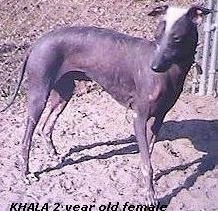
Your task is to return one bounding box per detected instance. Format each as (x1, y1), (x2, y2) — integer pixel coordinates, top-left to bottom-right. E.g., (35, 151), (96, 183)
(1, 0), (218, 210)
(0, 89), (218, 210)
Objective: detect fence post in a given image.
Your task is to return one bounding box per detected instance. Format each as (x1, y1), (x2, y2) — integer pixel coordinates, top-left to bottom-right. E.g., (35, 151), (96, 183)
(199, 0), (214, 96)
(207, 0), (218, 95)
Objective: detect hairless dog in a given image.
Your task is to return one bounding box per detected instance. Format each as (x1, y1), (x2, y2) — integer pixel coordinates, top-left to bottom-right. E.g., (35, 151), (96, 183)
(1, 5), (211, 205)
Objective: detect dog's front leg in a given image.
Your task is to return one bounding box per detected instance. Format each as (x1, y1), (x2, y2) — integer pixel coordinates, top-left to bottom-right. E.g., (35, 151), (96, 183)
(133, 111), (156, 205)
(147, 115), (165, 155)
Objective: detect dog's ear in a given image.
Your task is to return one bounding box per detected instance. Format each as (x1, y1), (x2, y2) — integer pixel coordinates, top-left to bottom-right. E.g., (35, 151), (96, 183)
(148, 5), (169, 16)
(187, 6), (212, 24)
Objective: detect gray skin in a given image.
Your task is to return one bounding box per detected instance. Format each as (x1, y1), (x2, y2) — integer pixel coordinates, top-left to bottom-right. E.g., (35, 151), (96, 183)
(1, 5), (211, 205)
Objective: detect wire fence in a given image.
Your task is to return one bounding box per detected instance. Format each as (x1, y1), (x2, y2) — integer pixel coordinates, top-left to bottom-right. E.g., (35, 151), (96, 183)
(198, 0), (218, 96)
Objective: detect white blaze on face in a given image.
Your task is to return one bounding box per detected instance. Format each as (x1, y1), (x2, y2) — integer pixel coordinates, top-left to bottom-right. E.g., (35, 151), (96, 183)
(164, 7), (189, 33)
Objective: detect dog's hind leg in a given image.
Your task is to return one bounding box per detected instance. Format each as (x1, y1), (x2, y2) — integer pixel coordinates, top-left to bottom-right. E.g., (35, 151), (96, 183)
(40, 92), (65, 155)
(40, 73), (75, 155)
(22, 79), (52, 176)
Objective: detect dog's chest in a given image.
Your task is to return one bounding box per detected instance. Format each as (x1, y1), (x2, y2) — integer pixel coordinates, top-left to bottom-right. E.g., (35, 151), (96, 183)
(148, 72), (184, 115)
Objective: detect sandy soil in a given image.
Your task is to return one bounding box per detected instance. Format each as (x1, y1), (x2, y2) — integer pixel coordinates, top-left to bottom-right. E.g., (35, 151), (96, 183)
(0, 89), (218, 211)
(1, 0), (217, 210)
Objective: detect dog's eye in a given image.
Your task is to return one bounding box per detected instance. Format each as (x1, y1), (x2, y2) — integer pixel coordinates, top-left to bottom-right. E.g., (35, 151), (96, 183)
(173, 35), (181, 43)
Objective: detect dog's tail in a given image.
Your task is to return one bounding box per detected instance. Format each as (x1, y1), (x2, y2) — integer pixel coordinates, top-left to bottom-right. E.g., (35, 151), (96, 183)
(0, 52), (29, 112)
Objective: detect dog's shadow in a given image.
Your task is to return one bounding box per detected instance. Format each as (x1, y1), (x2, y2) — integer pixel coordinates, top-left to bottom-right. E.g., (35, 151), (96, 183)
(34, 134), (139, 176)
(34, 119), (218, 204)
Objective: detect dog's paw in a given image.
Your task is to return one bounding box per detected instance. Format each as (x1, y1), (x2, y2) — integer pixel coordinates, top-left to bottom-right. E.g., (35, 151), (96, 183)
(145, 190), (158, 207)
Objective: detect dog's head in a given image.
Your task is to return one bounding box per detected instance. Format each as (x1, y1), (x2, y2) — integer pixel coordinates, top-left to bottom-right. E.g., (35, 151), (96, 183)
(148, 5), (211, 72)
